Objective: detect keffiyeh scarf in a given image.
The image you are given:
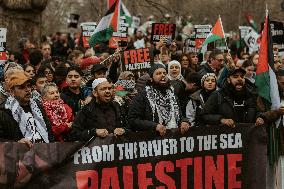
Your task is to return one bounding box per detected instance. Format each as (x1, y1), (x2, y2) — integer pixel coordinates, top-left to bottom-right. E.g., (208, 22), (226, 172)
(5, 96), (49, 143)
(31, 90), (42, 102)
(0, 83), (9, 97)
(146, 86), (180, 129)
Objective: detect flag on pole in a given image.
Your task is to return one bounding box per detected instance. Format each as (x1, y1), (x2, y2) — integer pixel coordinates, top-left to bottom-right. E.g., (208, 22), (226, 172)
(89, 0), (121, 47)
(201, 16), (225, 47)
(107, 0), (116, 9)
(255, 11), (281, 166)
(245, 13), (258, 31)
(255, 12), (280, 111)
(121, 1), (132, 27)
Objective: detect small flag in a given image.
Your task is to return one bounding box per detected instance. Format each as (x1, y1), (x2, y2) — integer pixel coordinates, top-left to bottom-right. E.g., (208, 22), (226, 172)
(245, 13), (258, 31)
(202, 16), (225, 47)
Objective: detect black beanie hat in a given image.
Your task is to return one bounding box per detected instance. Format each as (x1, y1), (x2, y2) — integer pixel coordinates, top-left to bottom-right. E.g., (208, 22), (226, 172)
(148, 63), (166, 77)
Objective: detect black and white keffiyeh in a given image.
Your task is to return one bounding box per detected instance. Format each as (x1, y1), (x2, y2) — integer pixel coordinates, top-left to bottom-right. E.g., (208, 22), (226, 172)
(0, 83), (9, 97)
(31, 90), (42, 102)
(146, 86), (180, 129)
(5, 96), (49, 143)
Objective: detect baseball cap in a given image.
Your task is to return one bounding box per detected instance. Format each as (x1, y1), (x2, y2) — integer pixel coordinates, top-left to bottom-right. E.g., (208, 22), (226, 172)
(227, 67), (246, 77)
(91, 64), (108, 75)
(6, 71), (30, 90)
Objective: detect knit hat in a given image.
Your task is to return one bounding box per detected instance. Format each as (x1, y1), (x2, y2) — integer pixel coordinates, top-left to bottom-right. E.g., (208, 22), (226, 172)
(148, 63), (166, 77)
(201, 73), (217, 87)
(91, 64), (108, 75)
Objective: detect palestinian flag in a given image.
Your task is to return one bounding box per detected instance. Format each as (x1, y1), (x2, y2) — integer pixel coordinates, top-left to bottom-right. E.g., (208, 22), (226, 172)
(255, 12), (281, 166)
(245, 13), (258, 31)
(121, 1), (132, 27)
(202, 16), (225, 47)
(255, 13), (280, 111)
(88, 0), (120, 47)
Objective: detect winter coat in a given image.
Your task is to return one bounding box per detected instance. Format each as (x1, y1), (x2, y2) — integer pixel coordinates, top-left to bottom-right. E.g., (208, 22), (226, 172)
(170, 79), (189, 117)
(0, 100), (55, 142)
(42, 100), (74, 142)
(68, 100), (127, 141)
(128, 87), (188, 131)
(200, 85), (259, 125)
(60, 87), (86, 115)
(186, 89), (206, 126)
(198, 62), (215, 76)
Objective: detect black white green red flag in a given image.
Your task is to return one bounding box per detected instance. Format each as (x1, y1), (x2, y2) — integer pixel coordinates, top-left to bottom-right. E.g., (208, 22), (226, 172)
(89, 0), (120, 47)
(255, 12), (280, 111)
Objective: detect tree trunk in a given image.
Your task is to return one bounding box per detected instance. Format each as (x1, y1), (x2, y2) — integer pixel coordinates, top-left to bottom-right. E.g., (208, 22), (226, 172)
(0, 0), (48, 51)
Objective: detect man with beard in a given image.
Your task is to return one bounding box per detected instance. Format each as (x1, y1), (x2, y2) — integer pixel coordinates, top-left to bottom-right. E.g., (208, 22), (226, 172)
(60, 66), (87, 115)
(201, 67), (264, 127)
(68, 78), (127, 141)
(128, 64), (190, 136)
(0, 71), (54, 145)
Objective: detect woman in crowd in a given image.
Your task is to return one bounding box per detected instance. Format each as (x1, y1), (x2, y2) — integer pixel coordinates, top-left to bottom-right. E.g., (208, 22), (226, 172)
(242, 59), (255, 84)
(23, 64), (35, 79)
(179, 53), (194, 77)
(42, 83), (73, 141)
(38, 64), (54, 82)
(250, 52), (259, 67)
(186, 73), (217, 126)
(167, 60), (187, 95)
(168, 60), (184, 81)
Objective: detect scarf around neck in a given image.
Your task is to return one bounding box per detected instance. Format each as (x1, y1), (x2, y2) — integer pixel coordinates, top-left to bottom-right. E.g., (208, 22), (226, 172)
(5, 96), (49, 143)
(42, 99), (68, 127)
(146, 85), (180, 129)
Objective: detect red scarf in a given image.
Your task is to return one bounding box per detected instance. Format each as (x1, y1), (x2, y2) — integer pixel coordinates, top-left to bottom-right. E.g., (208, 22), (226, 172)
(42, 99), (68, 128)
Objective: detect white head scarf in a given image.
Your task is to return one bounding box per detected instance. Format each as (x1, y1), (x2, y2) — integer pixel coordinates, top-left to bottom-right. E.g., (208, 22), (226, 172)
(167, 60), (184, 81)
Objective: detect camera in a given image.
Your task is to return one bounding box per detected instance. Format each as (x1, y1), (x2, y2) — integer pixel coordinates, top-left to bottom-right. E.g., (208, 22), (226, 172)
(118, 41), (128, 47)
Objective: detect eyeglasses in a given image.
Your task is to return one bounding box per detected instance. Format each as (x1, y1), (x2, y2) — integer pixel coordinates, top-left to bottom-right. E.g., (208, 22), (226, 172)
(45, 71), (52, 75)
(216, 59), (224, 62)
(182, 59), (189, 61)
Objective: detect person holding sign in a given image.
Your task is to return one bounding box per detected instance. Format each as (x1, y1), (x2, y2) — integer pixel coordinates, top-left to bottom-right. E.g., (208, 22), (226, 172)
(128, 64), (190, 136)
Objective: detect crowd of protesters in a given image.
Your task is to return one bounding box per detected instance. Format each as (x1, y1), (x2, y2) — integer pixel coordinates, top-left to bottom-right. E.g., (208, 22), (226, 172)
(1, 14), (284, 148)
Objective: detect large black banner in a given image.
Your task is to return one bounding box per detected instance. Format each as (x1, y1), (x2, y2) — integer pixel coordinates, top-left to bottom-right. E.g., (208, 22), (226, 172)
(0, 124), (267, 189)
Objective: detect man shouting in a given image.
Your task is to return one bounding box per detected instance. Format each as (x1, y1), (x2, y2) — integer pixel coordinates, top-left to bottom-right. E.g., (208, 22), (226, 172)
(128, 64), (190, 136)
(201, 67), (264, 127)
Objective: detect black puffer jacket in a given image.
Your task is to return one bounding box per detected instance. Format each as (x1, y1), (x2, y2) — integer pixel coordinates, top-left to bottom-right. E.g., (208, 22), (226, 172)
(68, 100), (127, 141)
(128, 86), (188, 131)
(200, 82), (259, 125)
(0, 100), (55, 142)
